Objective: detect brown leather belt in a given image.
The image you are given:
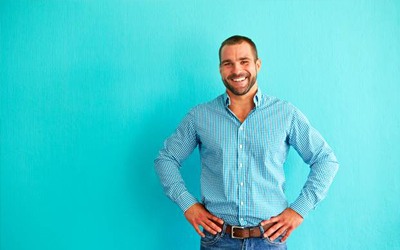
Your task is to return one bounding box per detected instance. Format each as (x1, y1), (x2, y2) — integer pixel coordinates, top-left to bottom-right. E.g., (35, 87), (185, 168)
(224, 222), (275, 239)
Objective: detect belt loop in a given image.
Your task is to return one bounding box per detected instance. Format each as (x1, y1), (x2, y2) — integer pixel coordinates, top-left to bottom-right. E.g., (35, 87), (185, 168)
(258, 223), (265, 238)
(220, 222), (227, 237)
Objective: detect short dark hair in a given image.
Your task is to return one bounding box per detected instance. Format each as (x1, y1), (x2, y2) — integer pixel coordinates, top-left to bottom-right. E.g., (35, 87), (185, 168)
(219, 35), (258, 63)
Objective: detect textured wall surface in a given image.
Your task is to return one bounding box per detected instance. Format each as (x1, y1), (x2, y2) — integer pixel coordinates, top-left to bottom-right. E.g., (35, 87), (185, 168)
(1, 1), (399, 249)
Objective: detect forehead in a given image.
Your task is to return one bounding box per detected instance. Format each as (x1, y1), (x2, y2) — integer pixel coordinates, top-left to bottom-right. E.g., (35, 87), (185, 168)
(220, 42), (255, 60)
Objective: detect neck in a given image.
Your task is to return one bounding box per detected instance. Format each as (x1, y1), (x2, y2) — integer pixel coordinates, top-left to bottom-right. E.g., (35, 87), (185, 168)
(227, 84), (258, 109)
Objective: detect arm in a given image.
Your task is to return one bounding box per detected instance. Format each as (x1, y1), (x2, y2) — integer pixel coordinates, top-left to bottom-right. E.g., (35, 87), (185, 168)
(154, 110), (199, 212)
(287, 106), (339, 217)
(263, 105), (339, 241)
(154, 110), (223, 236)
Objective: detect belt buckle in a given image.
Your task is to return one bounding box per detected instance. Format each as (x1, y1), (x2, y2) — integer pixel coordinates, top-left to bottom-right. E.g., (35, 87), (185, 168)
(231, 226), (245, 239)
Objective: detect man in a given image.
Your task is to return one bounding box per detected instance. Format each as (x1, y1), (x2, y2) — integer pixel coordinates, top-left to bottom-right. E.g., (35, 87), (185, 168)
(154, 35), (339, 249)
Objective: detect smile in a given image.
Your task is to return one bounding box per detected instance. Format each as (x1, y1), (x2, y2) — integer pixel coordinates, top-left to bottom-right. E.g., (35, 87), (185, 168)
(231, 77), (247, 82)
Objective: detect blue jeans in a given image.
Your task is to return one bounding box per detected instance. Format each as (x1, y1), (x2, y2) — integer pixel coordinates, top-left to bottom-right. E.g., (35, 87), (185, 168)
(200, 224), (287, 250)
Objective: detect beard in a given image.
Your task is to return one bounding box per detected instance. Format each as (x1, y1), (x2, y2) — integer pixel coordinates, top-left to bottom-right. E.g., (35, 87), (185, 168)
(222, 72), (257, 96)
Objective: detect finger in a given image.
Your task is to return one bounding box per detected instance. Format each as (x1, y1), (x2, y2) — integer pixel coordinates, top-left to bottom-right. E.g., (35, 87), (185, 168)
(263, 222), (283, 238)
(209, 214), (224, 225)
(193, 223), (205, 238)
(260, 220), (276, 232)
(270, 226), (287, 241)
(200, 221), (218, 235)
(205, 217), (223, 233)
(206, 222), (222, 233)
(261, 216), (279, 226)
(281, 230), (292, 242)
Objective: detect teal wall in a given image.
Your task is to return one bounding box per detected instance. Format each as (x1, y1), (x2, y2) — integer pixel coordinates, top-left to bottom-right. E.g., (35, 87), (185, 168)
(1, 1), (399, 249)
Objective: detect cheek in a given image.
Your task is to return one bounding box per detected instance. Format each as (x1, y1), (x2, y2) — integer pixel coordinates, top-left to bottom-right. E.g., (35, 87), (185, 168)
(250, 65), (258, 74)
(243, 66), (255, 75)
(220, 69), (229, 78)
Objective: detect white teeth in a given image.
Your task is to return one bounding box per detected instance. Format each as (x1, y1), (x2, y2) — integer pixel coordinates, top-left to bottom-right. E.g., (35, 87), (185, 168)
(232, 77), (246, 82)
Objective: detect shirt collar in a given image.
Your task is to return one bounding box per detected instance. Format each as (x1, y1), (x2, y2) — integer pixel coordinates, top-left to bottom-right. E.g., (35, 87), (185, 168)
(223, 88), (263, 108)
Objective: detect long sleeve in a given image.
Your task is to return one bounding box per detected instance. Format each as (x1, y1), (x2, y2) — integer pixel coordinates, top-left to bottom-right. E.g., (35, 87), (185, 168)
(287, 105), (339, 218)
(154, 110), (199, 212)
(155, 93), (339, 226)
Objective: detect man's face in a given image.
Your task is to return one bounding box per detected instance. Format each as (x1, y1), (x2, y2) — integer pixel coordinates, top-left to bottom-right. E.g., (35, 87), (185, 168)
(219, 42), (261, 96)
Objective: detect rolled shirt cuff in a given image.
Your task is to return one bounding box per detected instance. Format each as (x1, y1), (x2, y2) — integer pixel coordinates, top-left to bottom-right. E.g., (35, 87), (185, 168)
(175, 191), (199, 213)
(289, 195), (315, 218)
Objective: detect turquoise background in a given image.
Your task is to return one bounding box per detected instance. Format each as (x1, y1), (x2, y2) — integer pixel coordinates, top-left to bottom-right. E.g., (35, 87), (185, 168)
(1, 1), (399, 249)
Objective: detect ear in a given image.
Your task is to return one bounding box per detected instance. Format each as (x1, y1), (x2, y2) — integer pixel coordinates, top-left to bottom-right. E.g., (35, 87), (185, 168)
(256, 58), (261, 72)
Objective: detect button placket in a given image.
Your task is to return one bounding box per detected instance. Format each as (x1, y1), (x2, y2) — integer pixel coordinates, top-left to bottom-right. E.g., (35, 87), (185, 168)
(237, 124), (246, 225)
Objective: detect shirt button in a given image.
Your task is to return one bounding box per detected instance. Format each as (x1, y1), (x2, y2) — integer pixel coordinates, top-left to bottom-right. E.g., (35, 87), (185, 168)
(239, 144), (243, 149)
(240, 182), (244, 186)
(241, 201), (244, 206)
(239, 163), (242, 167)
(240, 127), (244, 130)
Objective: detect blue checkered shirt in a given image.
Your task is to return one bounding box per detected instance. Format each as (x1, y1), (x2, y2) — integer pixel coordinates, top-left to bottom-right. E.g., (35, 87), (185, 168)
(155, 89), (339, 226)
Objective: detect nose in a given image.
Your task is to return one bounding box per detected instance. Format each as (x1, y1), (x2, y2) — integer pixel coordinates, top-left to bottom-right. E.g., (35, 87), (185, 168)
(232, 62), (242, 74)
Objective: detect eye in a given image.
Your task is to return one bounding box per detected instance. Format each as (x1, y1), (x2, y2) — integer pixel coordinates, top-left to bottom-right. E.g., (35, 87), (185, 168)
(222, 62), (232, 67)
(241, 60), (249, 65)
